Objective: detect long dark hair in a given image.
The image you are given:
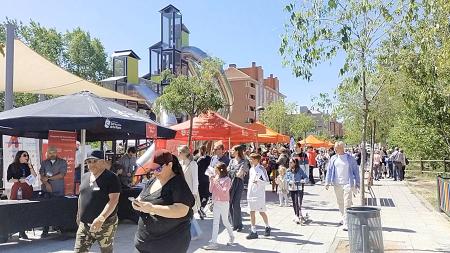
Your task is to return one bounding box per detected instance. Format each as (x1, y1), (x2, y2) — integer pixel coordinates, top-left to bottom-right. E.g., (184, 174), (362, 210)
(12, 150), (28, 170)
(290, 158), (300, 172)
(171, 155), (184, 178)
(232, 145), (245, 160)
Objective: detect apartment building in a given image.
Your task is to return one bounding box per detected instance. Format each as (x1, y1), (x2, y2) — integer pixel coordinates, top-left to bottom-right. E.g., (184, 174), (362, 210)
(225, 62), (285, 126)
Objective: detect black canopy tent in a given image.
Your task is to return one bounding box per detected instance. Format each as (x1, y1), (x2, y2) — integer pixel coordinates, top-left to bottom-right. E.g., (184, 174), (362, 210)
(0, 91), (176, 180)
(0, 91), (176, 141)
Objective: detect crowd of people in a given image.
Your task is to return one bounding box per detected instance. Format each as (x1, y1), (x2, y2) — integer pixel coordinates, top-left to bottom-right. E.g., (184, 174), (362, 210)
(4, 140), (409, 252)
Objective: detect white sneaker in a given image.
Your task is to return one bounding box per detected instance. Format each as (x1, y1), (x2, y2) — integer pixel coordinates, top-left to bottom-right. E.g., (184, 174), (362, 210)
(203, 243), (219, 250)
(227, 235), (235, 245)
(295, 216), (301, 224)
(292, 216), (298, 222)
(279, 203), (284, 207)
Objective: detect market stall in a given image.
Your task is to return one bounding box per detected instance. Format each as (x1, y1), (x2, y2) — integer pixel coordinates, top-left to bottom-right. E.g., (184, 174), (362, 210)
(299, 135), (333, 148)
(0, 92), (176, 241)
(166, 111), (257, 147)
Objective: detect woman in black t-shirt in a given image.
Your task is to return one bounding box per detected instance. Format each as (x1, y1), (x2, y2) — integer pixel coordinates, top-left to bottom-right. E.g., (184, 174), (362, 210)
(7, 150), (37, 239)
(133, 149), (194, 253)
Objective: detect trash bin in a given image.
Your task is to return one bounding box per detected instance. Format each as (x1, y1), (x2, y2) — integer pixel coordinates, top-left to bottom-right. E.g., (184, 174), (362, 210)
(347, 206), (384, 253)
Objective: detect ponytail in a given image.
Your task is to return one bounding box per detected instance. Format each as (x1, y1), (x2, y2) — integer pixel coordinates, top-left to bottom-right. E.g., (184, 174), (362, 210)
(171, 155), (185, 179)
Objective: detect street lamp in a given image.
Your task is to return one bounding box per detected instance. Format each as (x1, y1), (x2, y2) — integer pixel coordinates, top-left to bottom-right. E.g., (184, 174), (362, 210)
(254, 106), (265, 122)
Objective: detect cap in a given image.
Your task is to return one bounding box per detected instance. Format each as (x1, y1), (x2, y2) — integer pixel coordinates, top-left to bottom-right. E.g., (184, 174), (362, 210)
(86, 150), (104, 160)
(146, 149), (173, 171)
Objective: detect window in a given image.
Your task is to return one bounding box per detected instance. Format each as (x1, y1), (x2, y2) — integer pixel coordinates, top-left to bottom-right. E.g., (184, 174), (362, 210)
(250, 83), (256, 88)
(113, 57), (126, 76)
(248, 94), (256, 100)
(249, 106), (255, 112)
(246, 118), (255, 123)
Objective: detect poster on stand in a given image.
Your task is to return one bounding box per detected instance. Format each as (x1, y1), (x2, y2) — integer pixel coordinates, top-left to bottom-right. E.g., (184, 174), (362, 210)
(47, 130), (77, 196)
(2, 135), (41, 193)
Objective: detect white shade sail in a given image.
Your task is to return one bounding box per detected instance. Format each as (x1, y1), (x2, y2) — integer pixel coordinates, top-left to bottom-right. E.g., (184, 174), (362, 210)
(0, 39), (141, 101)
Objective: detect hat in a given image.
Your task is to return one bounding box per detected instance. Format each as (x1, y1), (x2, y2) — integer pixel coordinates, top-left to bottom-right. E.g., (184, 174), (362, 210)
(86, 150), (104, 160)
(146, 149), (173, 171)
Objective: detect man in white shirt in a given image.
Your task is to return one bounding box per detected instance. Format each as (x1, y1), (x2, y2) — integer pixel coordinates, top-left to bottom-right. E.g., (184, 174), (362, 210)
(325, 141), (360, 231)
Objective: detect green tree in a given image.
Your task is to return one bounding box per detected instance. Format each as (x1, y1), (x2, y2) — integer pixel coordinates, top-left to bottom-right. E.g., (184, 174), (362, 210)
(260, 100), (295, 135)
(280, 0), (405, 204)
(288, 113), (315, 139)
(64, 27), (110, 81)
(154, 58), (224, 148)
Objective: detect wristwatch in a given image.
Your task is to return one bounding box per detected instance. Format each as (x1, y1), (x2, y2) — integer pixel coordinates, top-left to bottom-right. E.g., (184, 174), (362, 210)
(97, 215), (106, 223)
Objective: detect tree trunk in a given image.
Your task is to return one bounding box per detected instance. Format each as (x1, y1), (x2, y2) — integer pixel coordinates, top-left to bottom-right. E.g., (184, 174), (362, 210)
(360, 68), (369, 206)
(369, 120), (376, 188)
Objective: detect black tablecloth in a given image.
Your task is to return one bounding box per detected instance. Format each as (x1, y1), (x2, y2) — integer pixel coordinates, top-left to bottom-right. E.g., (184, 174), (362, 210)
(117, 187), (142, 223)
(0, 197), (78, 243)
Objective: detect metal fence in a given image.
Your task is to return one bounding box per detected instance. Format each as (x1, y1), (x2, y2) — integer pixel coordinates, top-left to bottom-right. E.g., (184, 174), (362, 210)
(437, 176), (450, 217)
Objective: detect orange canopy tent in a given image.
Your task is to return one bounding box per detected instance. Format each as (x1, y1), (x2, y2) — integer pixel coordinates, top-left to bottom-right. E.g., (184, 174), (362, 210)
(300, 135), (333, 148)
(170, 111), (257, 143)
(248, 121), (290, 143)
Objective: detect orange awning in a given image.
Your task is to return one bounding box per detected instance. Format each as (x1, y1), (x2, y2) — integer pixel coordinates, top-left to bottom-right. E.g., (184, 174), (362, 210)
(299, 135), (333, 148)
(248, 121), (290, 143)
(171, 111), (257, 143)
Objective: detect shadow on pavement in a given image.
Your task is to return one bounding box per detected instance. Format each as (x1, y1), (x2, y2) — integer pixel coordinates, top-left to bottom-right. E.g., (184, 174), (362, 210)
(303, 206), (339, 212)
(382, 226), (416, 233)
(309, 220), (341, 227)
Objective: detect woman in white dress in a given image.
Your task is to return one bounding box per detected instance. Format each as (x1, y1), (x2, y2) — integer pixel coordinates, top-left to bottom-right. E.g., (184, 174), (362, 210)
(246, 153), (270, 240)
(178, 145), (202, 240)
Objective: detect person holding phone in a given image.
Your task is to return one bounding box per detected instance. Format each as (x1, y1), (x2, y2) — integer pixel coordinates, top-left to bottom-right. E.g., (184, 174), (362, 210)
(74, 151), (121, 253)
(7, 150), (37, 239)
(132, 149), (195, 253)
(286, 158), (308, 225)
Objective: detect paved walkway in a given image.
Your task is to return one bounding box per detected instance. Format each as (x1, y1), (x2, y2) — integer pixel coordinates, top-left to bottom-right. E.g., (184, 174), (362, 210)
(1, 178), (449, 253)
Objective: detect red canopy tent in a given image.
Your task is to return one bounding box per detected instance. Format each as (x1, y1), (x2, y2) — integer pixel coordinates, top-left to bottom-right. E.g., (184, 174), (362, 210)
(170, 111), (257, 144)
(248, 121), (290, 143)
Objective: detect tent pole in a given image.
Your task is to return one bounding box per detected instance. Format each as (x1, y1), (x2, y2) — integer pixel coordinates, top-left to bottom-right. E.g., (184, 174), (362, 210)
(4, 23), (15, 111)
(228, 138), (231, 158)
(80, 129), (87, 180)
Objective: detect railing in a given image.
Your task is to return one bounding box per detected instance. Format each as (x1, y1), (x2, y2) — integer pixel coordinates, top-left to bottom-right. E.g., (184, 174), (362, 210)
(405, 159), (450, 175)
(437, 176), (450, 217)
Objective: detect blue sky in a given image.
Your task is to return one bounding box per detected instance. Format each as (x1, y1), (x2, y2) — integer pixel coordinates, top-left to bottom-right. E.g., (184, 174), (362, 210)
(1, 0), (344, 107)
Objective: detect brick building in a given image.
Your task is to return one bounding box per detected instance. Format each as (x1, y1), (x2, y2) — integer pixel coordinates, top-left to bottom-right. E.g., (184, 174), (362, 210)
(225, 62), (285, 126)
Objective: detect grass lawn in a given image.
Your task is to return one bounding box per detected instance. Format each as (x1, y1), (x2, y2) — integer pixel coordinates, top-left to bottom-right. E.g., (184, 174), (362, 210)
(405, 171), (438, 210)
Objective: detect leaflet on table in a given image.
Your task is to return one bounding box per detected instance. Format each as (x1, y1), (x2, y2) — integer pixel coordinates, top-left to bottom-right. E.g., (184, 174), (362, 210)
(25, 174), (36, 186)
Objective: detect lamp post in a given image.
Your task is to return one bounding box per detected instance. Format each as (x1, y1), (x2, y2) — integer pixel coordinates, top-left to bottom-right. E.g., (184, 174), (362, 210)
(254, 106), (265, 122)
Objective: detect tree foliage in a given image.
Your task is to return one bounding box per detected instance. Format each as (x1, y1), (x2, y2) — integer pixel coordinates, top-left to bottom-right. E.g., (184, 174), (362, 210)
(260, 99), (316, 139)
(154, 58), (225, 147)
(280, 0), (406, 203)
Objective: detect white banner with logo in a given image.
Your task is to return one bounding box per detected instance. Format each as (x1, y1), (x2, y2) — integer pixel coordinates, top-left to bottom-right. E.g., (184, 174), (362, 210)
(2, 135), (41, 193)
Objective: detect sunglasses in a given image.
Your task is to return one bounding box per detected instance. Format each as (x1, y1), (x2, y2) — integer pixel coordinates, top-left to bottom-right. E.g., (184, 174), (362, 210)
(21, 154), (29, 157)
(86, 159), (98, 164)
(151, 164), (164, 173)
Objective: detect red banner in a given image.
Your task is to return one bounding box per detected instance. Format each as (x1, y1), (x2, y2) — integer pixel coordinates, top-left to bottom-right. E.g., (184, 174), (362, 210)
(146, 123), (157, 139)
(48, 130), (77, 196)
